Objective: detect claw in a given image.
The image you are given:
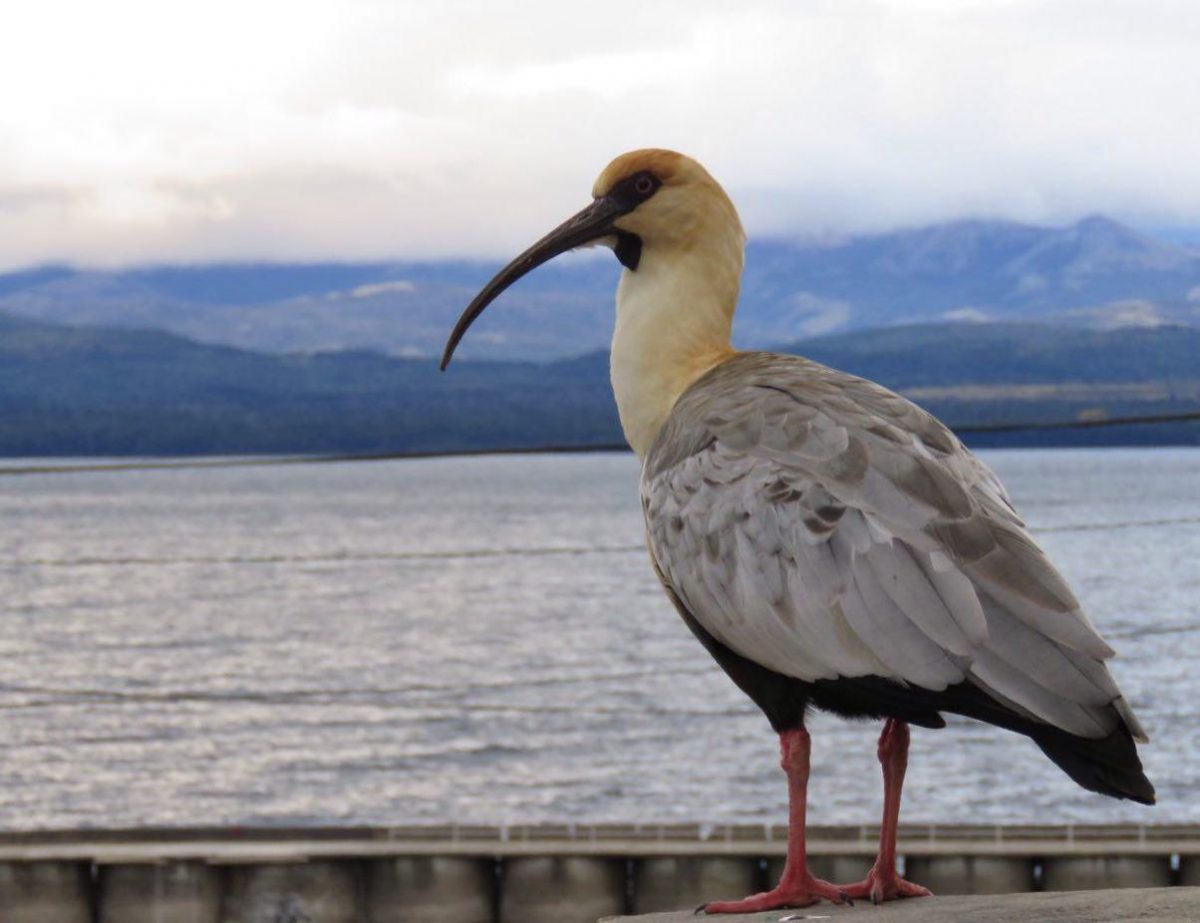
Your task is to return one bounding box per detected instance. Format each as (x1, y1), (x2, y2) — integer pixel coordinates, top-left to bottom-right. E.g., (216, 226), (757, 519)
(693, 903), (707, 915)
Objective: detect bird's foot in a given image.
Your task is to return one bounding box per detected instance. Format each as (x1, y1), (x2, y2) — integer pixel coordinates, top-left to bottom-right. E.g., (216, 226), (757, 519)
(697, 876), (850, 914)
(839, 865), (931, 905)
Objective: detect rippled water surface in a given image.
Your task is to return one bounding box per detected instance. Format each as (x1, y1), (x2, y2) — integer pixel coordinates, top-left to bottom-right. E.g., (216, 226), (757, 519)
(1, 448), (1197, 830)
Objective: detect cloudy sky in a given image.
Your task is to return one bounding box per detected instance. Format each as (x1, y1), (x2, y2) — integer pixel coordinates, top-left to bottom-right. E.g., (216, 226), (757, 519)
(2, 0), (1199, 270)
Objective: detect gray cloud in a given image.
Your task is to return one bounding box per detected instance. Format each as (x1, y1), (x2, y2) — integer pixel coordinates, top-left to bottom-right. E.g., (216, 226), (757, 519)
(1, 0), (1199, 269)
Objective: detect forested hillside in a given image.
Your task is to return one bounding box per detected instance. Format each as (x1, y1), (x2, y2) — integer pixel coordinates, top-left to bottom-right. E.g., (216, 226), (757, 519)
(2, 313), (1197, 455)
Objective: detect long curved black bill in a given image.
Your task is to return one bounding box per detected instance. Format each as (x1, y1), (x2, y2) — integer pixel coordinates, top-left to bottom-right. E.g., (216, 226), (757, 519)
(440, 196), (627, 370)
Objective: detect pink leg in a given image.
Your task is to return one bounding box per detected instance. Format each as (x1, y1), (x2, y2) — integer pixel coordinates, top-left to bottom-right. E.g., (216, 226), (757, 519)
(701, 726), (848, 914)
(840, 719), (932, 904)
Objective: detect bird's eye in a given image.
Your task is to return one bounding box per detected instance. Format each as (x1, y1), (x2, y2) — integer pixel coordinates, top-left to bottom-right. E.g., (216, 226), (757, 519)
(634, 175), (655, 195)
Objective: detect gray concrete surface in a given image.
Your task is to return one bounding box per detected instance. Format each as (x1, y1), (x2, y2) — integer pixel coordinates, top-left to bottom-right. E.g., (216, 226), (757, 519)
(602, 887), (1200, 923)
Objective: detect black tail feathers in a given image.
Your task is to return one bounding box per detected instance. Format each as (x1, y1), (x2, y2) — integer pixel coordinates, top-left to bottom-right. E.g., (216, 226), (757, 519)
(1031, 724), (1155, 805)
(863, 677), (1157, 805)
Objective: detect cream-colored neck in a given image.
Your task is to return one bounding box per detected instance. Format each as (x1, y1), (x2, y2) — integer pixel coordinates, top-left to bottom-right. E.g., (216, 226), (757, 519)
(610, 236), (742, 458)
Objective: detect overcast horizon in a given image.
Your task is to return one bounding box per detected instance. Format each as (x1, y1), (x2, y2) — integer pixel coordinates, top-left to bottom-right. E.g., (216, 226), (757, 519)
(1, 213), (1198, 276)
(3, 0), (1200, 272)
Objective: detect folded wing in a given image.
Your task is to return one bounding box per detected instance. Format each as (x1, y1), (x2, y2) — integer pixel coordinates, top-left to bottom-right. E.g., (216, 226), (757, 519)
(642, 351), (1146, 744)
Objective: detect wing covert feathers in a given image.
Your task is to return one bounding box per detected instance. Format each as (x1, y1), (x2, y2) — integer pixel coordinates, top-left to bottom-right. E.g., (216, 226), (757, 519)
(642, 351), (1148, 748)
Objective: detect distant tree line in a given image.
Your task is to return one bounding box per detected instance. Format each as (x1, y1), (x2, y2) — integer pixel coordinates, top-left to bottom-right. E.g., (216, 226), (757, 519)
(1, 313), (1197, 456)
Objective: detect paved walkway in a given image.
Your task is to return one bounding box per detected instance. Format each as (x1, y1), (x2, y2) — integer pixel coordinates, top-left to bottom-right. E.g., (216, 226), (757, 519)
(603, 887), (1200, 923)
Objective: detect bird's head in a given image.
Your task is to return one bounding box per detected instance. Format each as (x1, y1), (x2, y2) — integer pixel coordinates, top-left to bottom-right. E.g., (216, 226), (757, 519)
(591, 149), (742, 259)
(440, 148), (743, 370)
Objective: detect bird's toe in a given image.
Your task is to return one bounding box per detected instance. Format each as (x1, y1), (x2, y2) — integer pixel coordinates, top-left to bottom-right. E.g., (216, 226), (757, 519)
(841, 868), (932, 904)
(699, 875), (848, 914)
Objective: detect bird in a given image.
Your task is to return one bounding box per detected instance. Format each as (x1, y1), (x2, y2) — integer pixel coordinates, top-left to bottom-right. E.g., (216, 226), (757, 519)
(440, 149), (1154, 913)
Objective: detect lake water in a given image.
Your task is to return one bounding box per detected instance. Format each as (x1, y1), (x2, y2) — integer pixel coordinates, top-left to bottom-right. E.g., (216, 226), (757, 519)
(0, 448), (1197, 831)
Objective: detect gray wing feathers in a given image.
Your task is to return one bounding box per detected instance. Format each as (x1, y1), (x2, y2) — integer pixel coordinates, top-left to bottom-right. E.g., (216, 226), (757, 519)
(835, 531), (967, 689)
(643, 352), (1145, 742)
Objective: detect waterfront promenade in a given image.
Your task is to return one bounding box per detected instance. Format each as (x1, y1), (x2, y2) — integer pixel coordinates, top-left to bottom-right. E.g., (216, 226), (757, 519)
(2, 823), (1197, 921)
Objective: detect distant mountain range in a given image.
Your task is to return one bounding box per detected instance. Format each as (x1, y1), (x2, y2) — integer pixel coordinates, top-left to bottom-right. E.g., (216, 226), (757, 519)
(1, 216), (1199, 362)
(2, 312), (1196, 456)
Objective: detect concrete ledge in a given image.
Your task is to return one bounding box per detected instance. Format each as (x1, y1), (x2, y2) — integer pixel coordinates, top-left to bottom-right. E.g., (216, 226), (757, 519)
(601, 887), (1200, 923)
